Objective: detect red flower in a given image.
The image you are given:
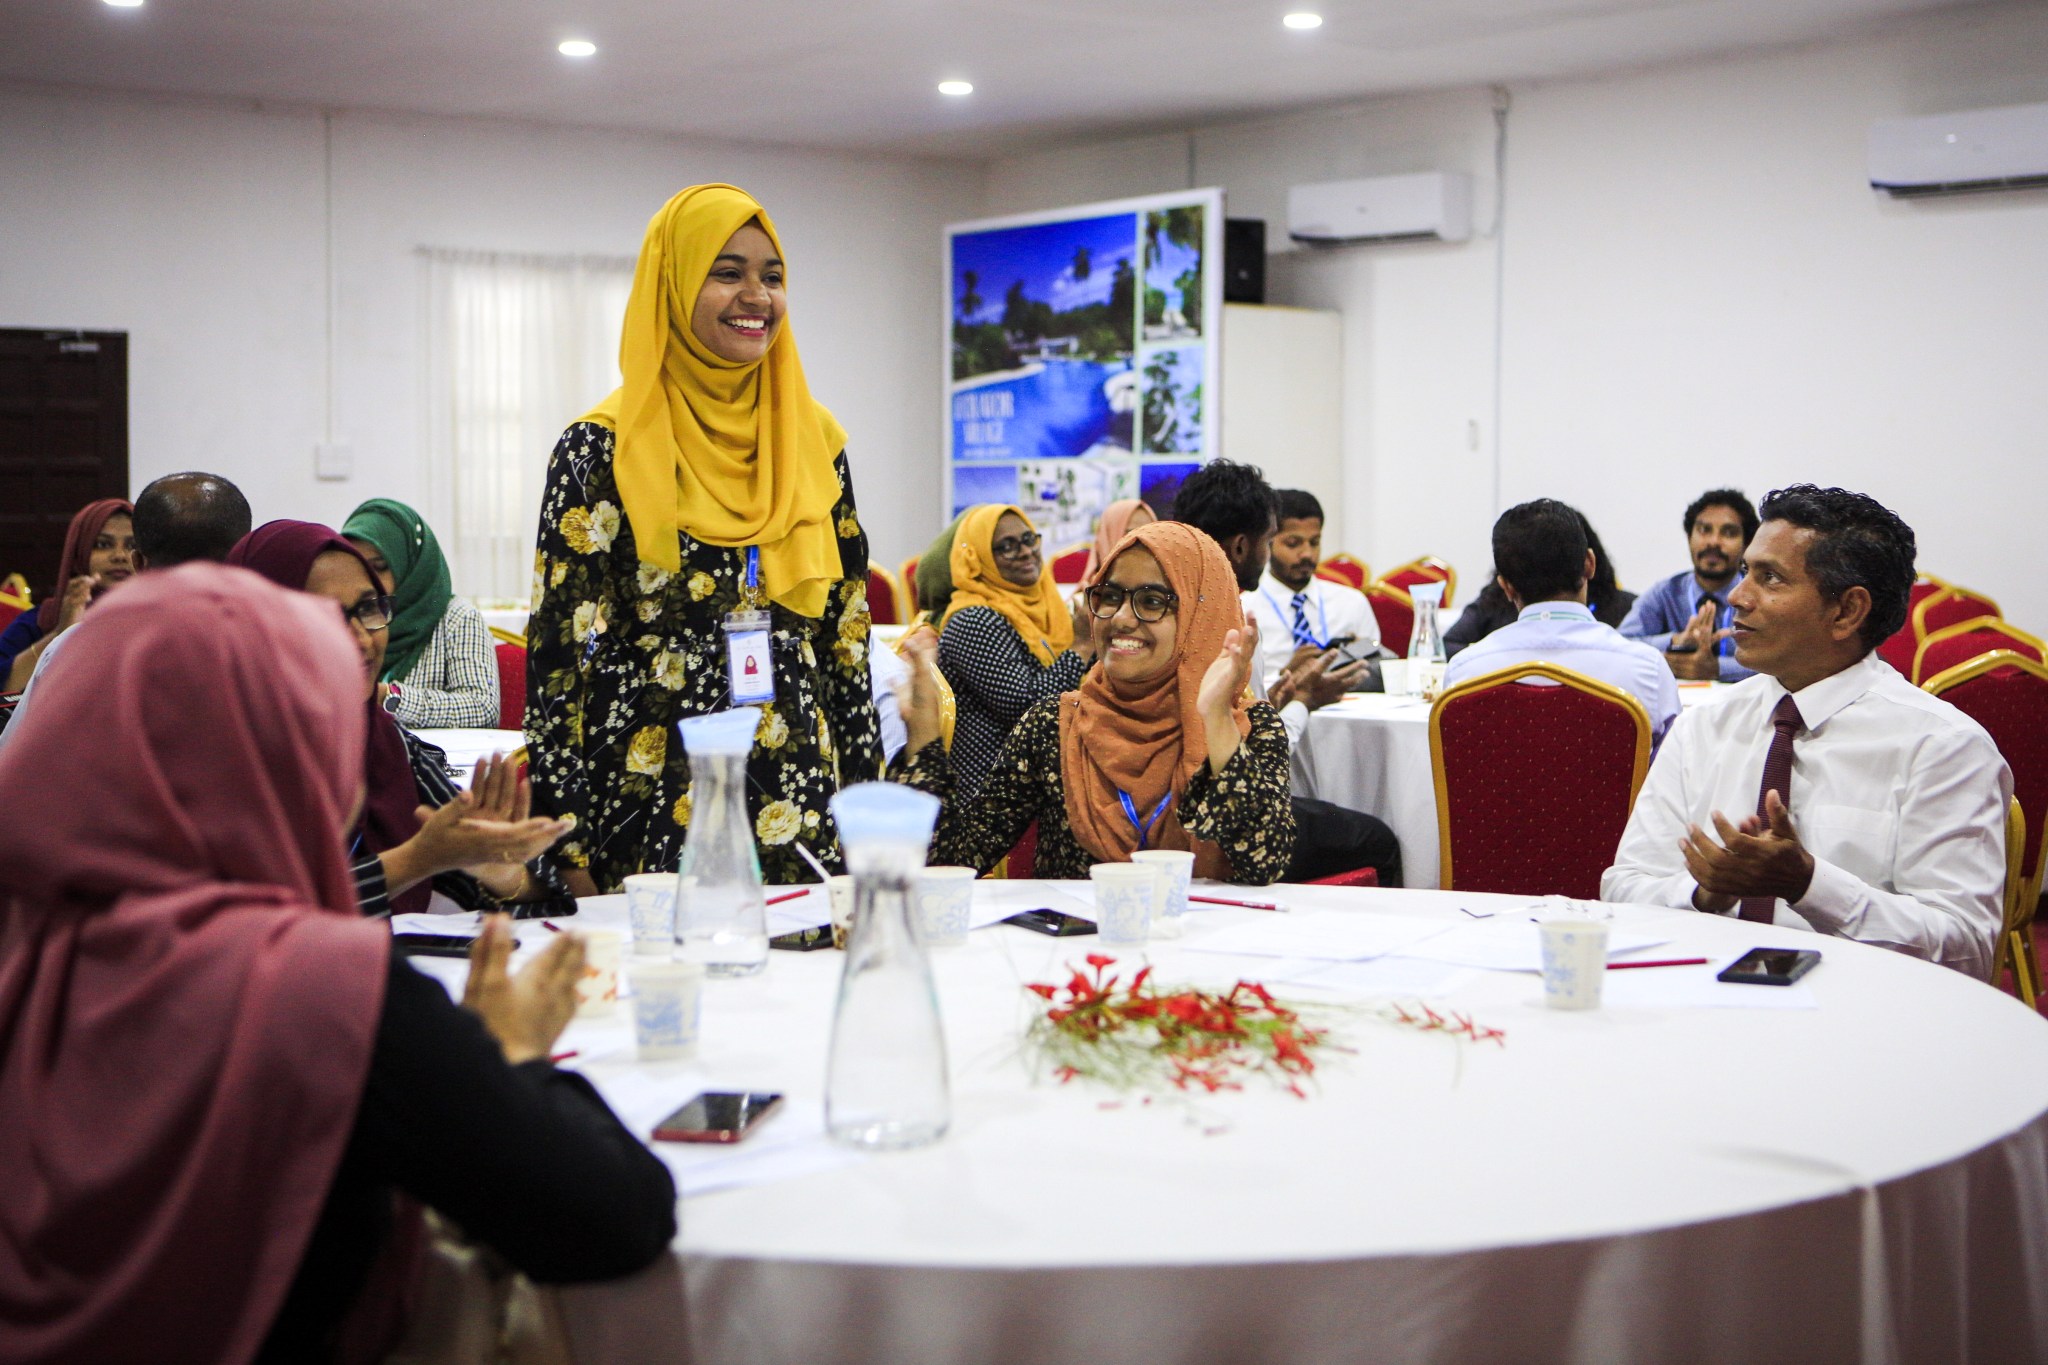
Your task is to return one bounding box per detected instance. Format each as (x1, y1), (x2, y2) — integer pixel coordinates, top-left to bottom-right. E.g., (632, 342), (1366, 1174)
(1085, 953), (1117, 970)
(1027, 983), (1056, 999)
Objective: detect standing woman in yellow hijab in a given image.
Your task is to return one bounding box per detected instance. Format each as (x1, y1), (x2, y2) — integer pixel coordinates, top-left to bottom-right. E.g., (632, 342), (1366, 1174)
(527, 185), (881, 893)
(936, 504), (1095, 800)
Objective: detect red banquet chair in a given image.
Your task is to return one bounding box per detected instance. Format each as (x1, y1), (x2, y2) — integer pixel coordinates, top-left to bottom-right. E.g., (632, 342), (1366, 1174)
(1048, 543), (1092, 586)
(1877, 578), (1949, 674)
(1924, 651), (2048, 1001)
(866, 562), (909, 626)
(1913, 584), (2000, 645)
(898, 556), (922, 615)
(1911, 619), (2046, 687)
(1365, 582), (1415, 657)
(1429, 662), (1651, 900)
(1380, 556), (1458, 610)
(1315, 555), (1369, 591)
(493, 641), (526, 731)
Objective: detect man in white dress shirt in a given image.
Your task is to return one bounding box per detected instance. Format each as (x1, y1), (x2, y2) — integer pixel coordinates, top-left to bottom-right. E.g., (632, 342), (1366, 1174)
(1444, 499), (1679, 745)
(1603, 485), (2009, 979)
(1243, 489), (1382, 699)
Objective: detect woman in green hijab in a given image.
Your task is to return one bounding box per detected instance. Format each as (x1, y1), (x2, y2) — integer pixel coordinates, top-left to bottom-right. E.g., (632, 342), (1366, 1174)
(341, 499), (500, 728)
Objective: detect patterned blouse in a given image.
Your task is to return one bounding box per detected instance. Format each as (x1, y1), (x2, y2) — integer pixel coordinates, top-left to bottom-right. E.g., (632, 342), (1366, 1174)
(937, 605), (1087, 799)
(526, 421), (882, 892)
(391, 596), (501, 729)
(887, 695), (1296, 884)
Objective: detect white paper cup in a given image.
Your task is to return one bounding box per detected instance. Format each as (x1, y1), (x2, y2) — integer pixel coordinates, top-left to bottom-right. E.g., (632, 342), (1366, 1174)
(1381, 658), (1414, 697)
(1092, 863), (1158, 946)
(915, 866), (976, 948)
(622, 873), (677, 957)
(1130, 850), (1193, 939)
(573, 929), (623, 1018)
(826, 874), (856, 949)
(629, 959), (705, 1060)
(1538, 918), (1609, 1010)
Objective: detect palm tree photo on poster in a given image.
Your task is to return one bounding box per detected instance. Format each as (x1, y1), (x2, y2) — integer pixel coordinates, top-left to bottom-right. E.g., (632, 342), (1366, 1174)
(945, 189), (1222, 548)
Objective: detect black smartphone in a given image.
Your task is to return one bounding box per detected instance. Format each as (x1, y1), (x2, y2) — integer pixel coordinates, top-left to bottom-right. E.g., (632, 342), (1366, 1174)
(652, 1091), (785, 1144)
(1004, 908), (1098, 937)
(508, 895), (578, 921)
(1716, 947), (1821, 986)
(394, 932), (517, 958)
(769, 926), (837, 952)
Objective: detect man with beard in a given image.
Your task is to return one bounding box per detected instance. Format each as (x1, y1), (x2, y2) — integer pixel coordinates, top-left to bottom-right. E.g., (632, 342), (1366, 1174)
(1243, 488), (1384, 700)
(1619, 488), (1758, 682)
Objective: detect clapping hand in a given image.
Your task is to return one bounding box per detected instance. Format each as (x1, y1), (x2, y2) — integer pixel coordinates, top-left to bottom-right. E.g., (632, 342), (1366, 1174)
(1680, 790), (1815, 913)
(462, 914), (586, 1065)
(1196, 612), (1259, 774)
(894, 632), (947, 758)
(1667, 601), (1732, 681)
(53, 574), (98, 633)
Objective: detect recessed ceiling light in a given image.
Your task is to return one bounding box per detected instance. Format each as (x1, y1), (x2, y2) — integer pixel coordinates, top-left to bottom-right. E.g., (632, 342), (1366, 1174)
(938, 80), (974, 97)
(558, 39), (597, 57)
(103, 0), (145, 8)
(1283, 12), (1323, 29)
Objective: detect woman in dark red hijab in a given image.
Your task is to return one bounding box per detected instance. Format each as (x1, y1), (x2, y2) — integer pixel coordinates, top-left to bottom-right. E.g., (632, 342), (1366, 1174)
(227, 520), (569, 916)
(0, 565), (675, 1364)
(0, 496), (134, 690)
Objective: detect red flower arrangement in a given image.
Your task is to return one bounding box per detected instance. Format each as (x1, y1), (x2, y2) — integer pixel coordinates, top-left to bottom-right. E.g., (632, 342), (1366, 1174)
(1024, 953), (1330, 1098)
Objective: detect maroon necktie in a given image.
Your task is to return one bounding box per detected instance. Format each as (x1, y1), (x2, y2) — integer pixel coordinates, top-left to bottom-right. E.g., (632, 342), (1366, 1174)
(1738, 694), (1804, 923)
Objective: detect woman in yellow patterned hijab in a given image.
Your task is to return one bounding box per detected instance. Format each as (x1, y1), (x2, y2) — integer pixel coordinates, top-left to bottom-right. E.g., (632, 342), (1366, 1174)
(580, 183), (847, 617)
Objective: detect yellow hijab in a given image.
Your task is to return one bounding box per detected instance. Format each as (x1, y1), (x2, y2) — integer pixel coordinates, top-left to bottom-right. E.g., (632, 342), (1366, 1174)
(940, 504), (1075, 666)
(579, 184), (848, 617)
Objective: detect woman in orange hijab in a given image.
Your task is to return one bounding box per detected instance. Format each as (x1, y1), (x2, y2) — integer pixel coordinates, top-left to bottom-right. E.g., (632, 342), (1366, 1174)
(527, 184), (882, 894)
(895, 521), (1295, 884)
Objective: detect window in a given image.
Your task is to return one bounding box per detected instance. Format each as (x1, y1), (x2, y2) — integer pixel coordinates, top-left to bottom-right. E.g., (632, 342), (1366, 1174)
(421, 249), (632, 601)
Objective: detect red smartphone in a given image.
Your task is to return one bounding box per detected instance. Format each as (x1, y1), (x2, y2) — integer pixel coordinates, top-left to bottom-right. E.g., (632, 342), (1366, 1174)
(651, 1091), (785, 1144)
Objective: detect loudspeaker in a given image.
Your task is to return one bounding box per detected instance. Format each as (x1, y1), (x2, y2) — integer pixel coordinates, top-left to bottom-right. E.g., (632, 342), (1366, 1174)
(1224, 218), (1266, 304)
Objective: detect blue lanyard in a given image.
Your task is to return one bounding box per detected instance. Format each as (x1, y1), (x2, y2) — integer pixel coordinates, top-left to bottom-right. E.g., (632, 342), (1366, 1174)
(1117, 790), (1172, 849)
(745, 545), (761, 594)
(1260, 585), (1328, 648)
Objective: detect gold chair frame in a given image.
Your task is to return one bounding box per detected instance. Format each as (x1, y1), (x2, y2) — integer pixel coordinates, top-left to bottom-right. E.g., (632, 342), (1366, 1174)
(1382, 556), (1459, 609)
(1911, 618), (2045, 687)
(867, 560), (912, 625)
(1428, 661), (1652, 893)
(1910, 584), (2001, 643)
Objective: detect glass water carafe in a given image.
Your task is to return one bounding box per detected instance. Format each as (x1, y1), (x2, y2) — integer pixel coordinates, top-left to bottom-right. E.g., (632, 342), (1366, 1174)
(1408, 590), (1448, 700)
(825, 782), (950, 1151)
(675, 707), (768, 977)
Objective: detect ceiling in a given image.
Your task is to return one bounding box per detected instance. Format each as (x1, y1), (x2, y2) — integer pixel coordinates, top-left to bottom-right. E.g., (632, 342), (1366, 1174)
(0, 0), (1978, 159)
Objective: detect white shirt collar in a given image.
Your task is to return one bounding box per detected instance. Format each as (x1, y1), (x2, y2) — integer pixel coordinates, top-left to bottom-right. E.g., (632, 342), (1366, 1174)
(1515, 600), (1593, 622)
(1760, 650), (1885, 733)
(1261, 570), (1318, 602)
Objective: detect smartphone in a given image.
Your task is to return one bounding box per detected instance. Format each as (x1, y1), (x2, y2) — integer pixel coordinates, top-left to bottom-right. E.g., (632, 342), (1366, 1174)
(1716, 947), (1821, 986)
(652, 1091), (785, 1144)
(393, 932), (516, 958)
(1004, 908), (1098, 937)
(769, 926), (837, 952)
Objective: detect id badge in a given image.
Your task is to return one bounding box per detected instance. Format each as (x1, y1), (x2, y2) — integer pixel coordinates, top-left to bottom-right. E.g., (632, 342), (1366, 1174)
(724, 608), (775, 705)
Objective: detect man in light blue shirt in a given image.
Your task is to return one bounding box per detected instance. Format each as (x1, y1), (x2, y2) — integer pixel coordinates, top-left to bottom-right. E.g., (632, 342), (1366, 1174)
(1617, 487), (1758, 683)
(1445, 499), (1680, 744)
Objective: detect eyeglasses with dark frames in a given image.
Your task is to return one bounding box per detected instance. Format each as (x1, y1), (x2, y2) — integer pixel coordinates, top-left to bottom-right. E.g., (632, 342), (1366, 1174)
(991, 531), (1042, 558)
(1084, 582), (1179, 623)
(344, 594), (396, 633)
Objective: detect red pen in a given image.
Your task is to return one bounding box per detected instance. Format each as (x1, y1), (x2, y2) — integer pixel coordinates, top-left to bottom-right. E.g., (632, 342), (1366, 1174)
(765, 888), (812, 907)
(542, 920), (563, 933)
(1607, 957), (1710, 971)
(1189, 894), (1283, 912)
(548, 1049), (580, 1063)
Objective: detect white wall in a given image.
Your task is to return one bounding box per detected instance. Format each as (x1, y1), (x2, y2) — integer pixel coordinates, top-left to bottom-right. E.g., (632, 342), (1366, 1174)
(983, 1), (2048, 630)
(0, 85), (983, 576)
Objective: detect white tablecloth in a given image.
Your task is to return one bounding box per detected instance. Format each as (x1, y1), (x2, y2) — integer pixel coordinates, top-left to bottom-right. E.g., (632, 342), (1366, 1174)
(479, 607), (530, 639)
(1292, 681), (1735, 890)
(472, 883), (2048, 1363)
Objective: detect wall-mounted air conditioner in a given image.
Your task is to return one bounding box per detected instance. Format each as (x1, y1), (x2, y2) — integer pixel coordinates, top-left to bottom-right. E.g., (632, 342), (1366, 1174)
(1868, 102), (2048, 198)
(1287, 171), (1473, 245)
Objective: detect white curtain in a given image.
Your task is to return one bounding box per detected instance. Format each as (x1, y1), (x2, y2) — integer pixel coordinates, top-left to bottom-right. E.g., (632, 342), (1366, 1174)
(420, 249), (633, 601)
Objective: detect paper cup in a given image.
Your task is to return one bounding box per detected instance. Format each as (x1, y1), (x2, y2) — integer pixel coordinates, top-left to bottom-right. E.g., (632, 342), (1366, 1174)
(1381, 658), (1414, 697)
(1538, 918), (1608, 1010)
(629, 959), (705, 1060)
(1092, 863), (1157, 946)
(573, 929), (623, 1018)
(827, 874), (857, 950)
(622, 873), (677, 957)
(915, 866), (976, 948)
(1130, 850), (1193, 939)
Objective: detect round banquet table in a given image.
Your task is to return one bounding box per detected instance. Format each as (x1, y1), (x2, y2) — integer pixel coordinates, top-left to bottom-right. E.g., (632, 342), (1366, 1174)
(489, 883), (2048, 1364)
(1292, 681), (1735, 890)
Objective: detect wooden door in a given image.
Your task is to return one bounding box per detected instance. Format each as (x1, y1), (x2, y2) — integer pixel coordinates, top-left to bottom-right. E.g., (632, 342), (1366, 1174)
(0, 328), (130, 598)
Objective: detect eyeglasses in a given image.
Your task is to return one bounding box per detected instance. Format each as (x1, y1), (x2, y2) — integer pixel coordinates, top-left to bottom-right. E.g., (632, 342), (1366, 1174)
(1084, 582), (1179, 623)
(991, 531), (1041, 558)
(343, 594), (395, 633)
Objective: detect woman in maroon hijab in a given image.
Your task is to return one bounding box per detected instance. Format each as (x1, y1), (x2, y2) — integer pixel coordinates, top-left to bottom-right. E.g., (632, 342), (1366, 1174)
(0, 495), (135, 690)
(227, 519), (570, 915)
(0, 565), (674, 1364)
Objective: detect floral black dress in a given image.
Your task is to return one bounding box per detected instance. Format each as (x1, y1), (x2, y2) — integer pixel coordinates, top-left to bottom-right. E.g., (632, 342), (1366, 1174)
(887, 696), (1296, 884)
(526, 421), (882, 891)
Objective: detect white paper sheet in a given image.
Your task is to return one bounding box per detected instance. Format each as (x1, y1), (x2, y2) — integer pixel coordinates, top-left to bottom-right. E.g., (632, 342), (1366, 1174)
(972, 881), (1097, 930)
(1390, 919), (1669, 973)
(1598, 952), (1820, 1010)
(1269, 956), (1481, 998)
(765, 891), (832, 935)
(391, 911), (484, 936)
(1182, 910), (1452, 962)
